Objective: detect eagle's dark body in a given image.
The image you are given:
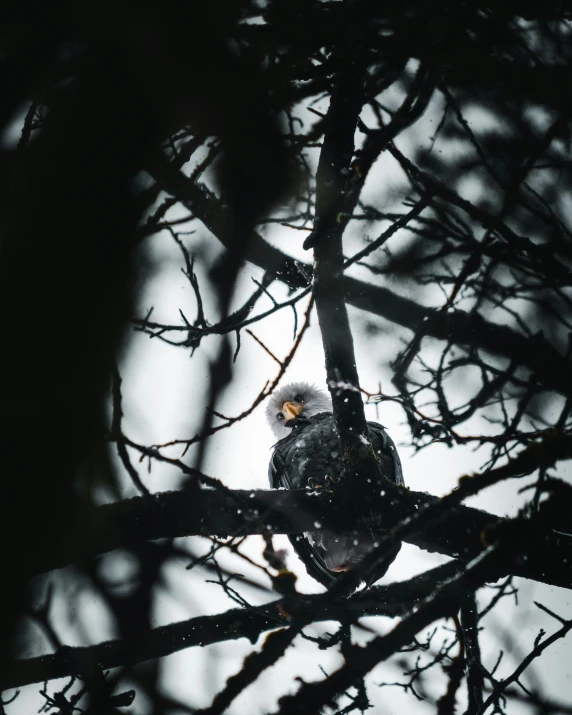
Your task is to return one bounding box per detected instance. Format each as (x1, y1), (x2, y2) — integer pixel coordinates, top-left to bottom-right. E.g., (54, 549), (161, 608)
(268, 410), (404, 589)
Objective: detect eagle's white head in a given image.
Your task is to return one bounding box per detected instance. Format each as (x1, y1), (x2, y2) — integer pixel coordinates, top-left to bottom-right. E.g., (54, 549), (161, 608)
(265, 382), (332, 439)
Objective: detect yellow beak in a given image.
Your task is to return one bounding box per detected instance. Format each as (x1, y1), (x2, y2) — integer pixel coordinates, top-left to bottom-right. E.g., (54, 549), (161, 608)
(282, 401), (303, 421)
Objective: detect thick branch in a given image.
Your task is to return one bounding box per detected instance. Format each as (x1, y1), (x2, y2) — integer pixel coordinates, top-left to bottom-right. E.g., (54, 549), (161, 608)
(37, 479), (572, 589)
(2, 564), (459, 690)
(310, 70), (374, 465)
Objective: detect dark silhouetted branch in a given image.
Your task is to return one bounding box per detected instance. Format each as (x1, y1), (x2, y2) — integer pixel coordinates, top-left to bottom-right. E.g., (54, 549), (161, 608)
(32, 472), (572, 589)
(146, 155), (572, 397)
(2, 563), (460, 690)
(272, 545), (506, 715)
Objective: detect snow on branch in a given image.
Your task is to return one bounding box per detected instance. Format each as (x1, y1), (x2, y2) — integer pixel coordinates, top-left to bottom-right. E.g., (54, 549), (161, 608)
(33, 476), (572, 590)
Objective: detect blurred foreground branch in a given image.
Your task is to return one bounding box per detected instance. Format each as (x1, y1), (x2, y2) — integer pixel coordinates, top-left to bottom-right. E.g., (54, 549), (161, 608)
(3, 563), (459, 690)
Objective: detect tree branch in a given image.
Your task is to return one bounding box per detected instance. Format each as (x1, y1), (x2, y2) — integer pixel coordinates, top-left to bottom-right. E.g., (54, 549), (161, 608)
(475, 614), (572, 715)
(146, 155), (572, 397)
(32, 474), (572, 589)
(272, 545), (506, 715)
(310, 67), (377, 471)
(2, 563), (460, 690)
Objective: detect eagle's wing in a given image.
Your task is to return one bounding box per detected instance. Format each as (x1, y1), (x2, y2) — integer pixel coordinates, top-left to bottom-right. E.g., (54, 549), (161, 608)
(268, 447), (290, 489)
(286, 535), (338, 588)
(362, 421), (404, 588)
(367, 421), (404, 486)
(268, 447), (338, 588)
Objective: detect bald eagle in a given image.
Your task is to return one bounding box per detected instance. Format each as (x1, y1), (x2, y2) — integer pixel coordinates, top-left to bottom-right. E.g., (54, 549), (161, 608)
(266, 382), (403, 589)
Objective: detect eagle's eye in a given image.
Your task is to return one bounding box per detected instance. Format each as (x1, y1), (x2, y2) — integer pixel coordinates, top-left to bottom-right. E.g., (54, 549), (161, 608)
(294, 394), (304, 403)
(276, 413), (285, 421)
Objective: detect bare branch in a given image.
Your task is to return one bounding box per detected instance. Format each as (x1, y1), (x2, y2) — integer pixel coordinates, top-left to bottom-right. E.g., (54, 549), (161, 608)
(2, 563), (460, 690)
(29, 479), (572, 589)
(476, 616), (572, 715)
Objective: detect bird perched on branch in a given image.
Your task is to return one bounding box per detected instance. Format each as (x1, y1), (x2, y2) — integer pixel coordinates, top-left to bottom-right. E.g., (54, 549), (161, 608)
(266, 382), (404, 589)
